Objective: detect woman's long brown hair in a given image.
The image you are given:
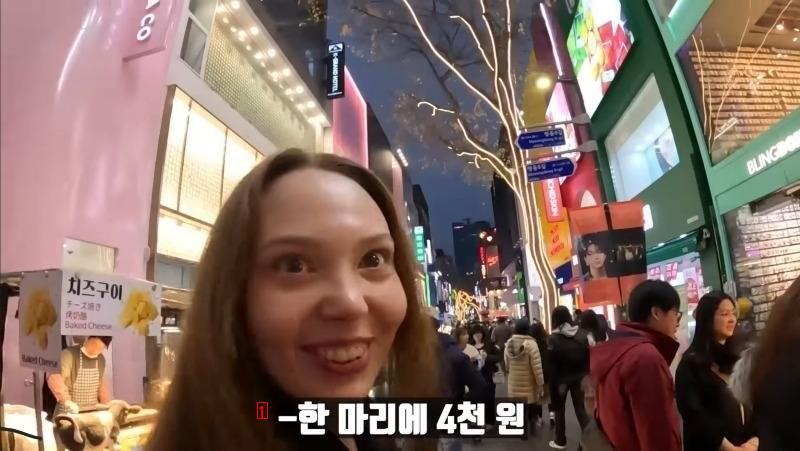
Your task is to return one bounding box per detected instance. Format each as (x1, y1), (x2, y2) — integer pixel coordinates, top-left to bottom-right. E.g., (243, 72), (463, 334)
(147, 149), (440, 450)
(750, 275), (800, 405)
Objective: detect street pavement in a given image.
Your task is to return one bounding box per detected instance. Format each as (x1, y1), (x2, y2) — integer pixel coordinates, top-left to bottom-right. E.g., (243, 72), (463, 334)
(463, 381), (583, 451)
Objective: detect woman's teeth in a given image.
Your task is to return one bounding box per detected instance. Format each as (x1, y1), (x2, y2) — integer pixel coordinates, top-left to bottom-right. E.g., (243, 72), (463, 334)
(316, 343), (367, 363)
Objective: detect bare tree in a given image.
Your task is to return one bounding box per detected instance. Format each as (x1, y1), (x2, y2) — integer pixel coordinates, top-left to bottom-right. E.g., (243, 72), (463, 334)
(343, 0), (559, 327)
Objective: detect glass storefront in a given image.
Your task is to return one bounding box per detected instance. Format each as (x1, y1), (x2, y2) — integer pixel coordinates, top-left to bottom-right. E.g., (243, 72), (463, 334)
(677, 0), (800, 164)
(606, 75), (681, 200)
(724, 187), (800, 330)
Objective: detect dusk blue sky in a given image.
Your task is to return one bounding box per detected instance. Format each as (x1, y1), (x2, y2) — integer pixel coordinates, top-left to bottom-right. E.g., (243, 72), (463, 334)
(329, 2), (495, 256)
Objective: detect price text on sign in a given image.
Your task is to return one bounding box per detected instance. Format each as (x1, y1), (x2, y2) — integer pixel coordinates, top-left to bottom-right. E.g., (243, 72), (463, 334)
(263, 400), (528, 438)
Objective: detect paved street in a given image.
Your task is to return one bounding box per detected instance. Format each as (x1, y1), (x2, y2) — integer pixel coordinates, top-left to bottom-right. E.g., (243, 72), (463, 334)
(464, 381), (583, 451)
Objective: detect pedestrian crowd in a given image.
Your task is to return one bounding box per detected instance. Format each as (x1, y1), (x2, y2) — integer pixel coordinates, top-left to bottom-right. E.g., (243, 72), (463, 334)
(144, 149), (800, 451)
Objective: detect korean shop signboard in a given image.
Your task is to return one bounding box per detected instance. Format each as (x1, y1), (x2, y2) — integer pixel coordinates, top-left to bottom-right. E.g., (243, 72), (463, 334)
(413, 226), (426, 263)
(60, 269), (162, 336)
(18, 269), (162, 372)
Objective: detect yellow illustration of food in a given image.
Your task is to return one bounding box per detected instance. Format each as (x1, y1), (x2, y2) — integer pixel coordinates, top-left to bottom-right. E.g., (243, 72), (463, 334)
(23, 288), (57, 349)
(120, 290), (158, 336)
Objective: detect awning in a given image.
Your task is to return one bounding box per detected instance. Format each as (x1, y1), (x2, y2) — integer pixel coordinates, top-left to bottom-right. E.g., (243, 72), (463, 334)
(646, 228), (704, 264)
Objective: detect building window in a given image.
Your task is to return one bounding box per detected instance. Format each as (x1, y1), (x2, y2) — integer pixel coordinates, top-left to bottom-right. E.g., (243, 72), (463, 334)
(158, 89), (261, 263)
(180, 0), (216, 74)
(605, 75), (680, 200)
(677, 0), (800, 164)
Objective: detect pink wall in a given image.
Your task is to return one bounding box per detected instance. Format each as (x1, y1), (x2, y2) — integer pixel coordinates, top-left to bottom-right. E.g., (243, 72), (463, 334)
(1, 0), (182, 404)
(332, 68), (369, 167)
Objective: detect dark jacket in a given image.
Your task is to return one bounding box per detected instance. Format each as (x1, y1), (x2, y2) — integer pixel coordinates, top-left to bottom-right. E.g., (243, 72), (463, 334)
(590, 322), (682, 451)
(753, 337), (800, 451)
(438, 333), (486, 400)
(474, 340), (501, 383)
(676, 352), (755, 451)
(491, 323), (513, 349)
(547, 324), (590, 385)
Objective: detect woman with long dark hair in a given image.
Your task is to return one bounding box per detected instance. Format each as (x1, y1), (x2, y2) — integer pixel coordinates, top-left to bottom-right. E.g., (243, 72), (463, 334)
(730, 276), (800, 450)
(578, 310), (607, 345)
(676, 292), (757, 451)
(146, 150), (440, 451)
(529, 320), (552, 428)
(469, 324), (500, 424)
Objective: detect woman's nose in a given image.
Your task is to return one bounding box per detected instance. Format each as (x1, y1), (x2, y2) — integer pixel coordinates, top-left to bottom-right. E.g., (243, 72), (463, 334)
(318, 269), (369, 319)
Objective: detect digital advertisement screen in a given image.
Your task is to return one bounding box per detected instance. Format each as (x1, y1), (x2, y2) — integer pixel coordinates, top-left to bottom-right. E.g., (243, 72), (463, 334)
(567, 0), (634, 116)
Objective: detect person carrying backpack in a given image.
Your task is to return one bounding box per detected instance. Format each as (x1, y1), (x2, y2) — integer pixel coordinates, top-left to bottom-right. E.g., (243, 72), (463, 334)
(547, 306), (590, 449)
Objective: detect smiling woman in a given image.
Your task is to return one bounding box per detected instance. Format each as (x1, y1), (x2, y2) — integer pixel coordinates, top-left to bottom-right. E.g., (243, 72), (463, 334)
(146, 149), (439, 451)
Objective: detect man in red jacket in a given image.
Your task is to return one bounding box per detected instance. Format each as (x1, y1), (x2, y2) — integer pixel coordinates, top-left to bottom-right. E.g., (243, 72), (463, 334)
(590, 280), (682, 451)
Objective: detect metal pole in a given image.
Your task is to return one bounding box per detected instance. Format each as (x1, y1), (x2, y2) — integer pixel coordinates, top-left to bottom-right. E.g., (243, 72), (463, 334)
(33, 371), (45, 451)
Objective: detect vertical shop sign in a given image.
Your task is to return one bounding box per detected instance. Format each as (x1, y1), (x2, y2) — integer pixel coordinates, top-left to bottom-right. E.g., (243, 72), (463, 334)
(19, 271), (63, 371)
(413, 226), (426, 263)
(123, 0), (179, 61)
(542, 178), (565, 222)
(327, 43), (346, 99)
(486, 246), (501, 278)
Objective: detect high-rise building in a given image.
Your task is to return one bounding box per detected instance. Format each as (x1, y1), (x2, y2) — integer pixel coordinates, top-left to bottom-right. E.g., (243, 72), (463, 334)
(452, 219), (492, 291)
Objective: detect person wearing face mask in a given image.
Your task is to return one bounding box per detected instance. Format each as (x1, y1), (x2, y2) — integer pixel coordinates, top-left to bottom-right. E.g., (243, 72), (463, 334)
(469, 324), (500, 413)
(47, 336), (113, 417)
(453, 326), (481, 369)
(146, 150), (440, 451)
(676, 292), (757, 451)
(587, 280), (683, 451)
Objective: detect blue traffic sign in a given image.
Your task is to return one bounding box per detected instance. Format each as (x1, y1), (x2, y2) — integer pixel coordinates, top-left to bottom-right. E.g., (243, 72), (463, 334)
(517, 128), (566, 150)
(526, 158), (576, 182)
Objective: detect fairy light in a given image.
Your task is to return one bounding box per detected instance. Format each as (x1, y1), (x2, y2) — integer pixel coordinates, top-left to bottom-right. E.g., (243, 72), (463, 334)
(399, 0), (559, 328)
(449, 15), (494, 70)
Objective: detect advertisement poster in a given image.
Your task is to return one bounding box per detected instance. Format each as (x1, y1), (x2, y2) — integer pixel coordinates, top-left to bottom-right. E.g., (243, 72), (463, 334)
(545, 82), (579, 156)
(60, 270), (162, 337)
(19, 271), (63, 371)
(569, 200), (646, 306)
(566, 0), (634, 116)
(535, 181), (572, 270)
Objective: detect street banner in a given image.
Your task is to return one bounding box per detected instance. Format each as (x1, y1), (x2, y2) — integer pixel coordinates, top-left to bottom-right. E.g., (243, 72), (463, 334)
(534, 182), (572, 271)
(60, 269), (162, 337)
(569, 200), (646, 307)
(19, 270), (63, 371)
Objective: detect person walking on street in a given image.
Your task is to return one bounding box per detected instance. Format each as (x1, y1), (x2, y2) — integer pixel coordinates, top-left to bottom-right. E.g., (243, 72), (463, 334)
(530, 320), (553, 428)
(676, 292), (757, 451)
(504, 319), (545, 437)
(547, 306), (591, 449)
(579, 310), (607, 346)
(433, 316), (486, 451)
(589, 280), (683, 451)
(492, 317), (513, 374)
(729, 276), (800, 451)
(469, 324), (501, 421)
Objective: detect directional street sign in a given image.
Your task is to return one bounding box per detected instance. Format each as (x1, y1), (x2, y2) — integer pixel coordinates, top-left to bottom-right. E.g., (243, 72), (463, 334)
(517, 128), (566, 150)
(526, 158), (576, 182)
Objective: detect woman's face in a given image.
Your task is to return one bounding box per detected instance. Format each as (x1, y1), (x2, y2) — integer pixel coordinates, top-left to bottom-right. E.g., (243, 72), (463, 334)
(457, 332), (468, 348)
(247, 168), (407, 399)
(584, 243), (606, 270)
(714, 299), (738, 341)
(472, 331), (483, 343)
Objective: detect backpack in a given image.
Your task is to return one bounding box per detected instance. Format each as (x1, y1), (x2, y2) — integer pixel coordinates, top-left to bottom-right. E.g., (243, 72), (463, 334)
(549, 331), (590, 378)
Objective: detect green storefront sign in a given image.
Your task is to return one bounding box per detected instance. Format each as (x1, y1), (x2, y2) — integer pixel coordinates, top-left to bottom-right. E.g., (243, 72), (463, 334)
(413, 226), (425, 263)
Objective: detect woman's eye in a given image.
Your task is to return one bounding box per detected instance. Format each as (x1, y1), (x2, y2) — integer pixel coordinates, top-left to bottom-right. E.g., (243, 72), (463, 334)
(359, 250), (388, 269)
(274, 256), (308, 274)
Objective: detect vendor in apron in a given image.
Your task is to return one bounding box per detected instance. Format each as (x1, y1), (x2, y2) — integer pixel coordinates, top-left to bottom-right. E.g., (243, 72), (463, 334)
(47, 336), (112, 416)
